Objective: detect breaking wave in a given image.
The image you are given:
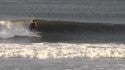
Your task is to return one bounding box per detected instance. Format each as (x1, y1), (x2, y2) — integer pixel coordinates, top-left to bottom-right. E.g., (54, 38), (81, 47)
(0, 19), (39, 38)
(0, 19), (125, 59)
(0, 43), (125, 59)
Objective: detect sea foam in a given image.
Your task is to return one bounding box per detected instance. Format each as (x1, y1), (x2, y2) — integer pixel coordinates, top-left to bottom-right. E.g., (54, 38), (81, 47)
(0, 19), (39, 38)
(0, 43), (125, 59)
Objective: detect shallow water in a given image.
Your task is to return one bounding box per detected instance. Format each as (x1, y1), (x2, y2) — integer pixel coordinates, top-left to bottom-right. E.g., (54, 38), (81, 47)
(0, 58), (125, 70)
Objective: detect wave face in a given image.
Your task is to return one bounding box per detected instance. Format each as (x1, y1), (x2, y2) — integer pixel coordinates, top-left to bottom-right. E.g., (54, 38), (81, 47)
(0, 43), (125, 59)
(0, 19), (39, 38)
(1, 19), (125, 43)
(0, 20), (125, 59)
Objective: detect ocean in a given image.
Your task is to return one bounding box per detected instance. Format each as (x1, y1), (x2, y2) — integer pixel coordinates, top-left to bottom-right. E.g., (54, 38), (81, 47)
(0, 0), (125, 70)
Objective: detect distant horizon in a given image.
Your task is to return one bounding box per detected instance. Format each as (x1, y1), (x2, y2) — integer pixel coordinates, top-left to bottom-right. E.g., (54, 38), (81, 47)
(0, 0), (124, 23)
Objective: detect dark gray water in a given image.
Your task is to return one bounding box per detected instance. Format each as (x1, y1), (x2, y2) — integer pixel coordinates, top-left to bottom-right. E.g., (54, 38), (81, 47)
(0, 20), (125, 43)
(0, 0), (125, 23)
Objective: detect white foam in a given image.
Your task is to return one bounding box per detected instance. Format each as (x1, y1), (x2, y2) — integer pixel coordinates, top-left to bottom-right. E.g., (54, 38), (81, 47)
(0, 43), (125, 59)
(0, 19), (39, 38)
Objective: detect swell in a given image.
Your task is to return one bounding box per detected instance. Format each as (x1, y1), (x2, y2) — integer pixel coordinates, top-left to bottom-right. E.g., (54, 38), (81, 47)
(34, 19), (125, 33)
(31, 19), (125, 43)
(0, 19), (125, 43)
(1, 19), (125, 35)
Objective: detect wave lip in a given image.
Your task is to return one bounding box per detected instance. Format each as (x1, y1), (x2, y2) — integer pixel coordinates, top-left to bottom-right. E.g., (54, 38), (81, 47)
(0, 19), (39, 38)
(0, 43), (125, 59)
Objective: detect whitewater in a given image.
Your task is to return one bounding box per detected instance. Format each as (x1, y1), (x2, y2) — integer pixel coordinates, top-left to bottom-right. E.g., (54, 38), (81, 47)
(0, 19), (39, 38)
(1, 11), (125, 70)
(1, 43), (125, 59)
(0, 19), (125, 70)
(0, 19), (124, 70)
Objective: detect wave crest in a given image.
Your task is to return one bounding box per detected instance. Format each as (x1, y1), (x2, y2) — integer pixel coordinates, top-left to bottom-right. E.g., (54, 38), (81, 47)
(0, 19), (39, 38)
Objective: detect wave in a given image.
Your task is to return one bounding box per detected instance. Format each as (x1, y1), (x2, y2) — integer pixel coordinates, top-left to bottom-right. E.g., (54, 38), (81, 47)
(34, 19), (125, 32)
(0, 19), (39, 38)
(0, 19), (125, 39)
(0, 43), (125, 59)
